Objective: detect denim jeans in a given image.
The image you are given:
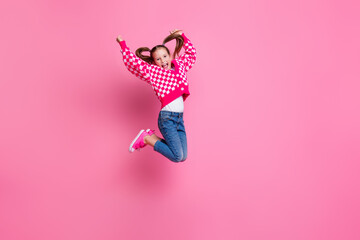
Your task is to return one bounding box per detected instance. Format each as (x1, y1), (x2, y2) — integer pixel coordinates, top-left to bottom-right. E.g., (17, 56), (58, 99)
(154, 111), (187, 162)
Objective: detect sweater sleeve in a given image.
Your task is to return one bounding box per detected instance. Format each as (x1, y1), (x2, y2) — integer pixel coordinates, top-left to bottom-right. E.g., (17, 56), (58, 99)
(118, 41), (151, 83)
(177, 33), (197, 72)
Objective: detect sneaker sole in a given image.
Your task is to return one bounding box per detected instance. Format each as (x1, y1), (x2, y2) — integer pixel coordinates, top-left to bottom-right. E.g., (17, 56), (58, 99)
(129, 129), (145, 153)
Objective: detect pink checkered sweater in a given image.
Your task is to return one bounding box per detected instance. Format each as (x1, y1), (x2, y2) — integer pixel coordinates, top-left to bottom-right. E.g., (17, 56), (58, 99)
(118, 33), (196, 109)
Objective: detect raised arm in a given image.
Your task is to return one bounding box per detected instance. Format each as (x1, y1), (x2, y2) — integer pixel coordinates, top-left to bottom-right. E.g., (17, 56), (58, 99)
(177, 32), (197, 72)
(116, 35), (152, 83)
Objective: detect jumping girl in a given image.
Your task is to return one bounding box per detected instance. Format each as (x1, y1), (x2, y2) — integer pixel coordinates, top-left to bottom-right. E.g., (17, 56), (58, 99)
(116, 29), (196, 162)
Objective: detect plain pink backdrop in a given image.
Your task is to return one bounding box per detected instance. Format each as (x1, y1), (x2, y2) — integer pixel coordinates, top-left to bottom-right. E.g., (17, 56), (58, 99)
(1, 0), (359, 239)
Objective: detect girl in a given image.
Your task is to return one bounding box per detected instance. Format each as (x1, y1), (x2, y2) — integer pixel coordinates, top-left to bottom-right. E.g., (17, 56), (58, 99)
(116, 29), (196, 163)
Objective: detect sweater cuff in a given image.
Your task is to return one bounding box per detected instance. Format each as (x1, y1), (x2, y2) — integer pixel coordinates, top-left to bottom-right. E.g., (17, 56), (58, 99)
(181, 33), (189, 43)
(119, 40), (127, 51)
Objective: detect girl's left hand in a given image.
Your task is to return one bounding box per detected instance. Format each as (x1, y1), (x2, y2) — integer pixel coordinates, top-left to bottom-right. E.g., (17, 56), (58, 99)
(170, 29), (183, 35)
(116, 35), (124, 42)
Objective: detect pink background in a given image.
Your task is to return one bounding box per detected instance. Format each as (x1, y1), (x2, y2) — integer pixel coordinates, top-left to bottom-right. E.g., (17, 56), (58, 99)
(1, 0), (359, 239)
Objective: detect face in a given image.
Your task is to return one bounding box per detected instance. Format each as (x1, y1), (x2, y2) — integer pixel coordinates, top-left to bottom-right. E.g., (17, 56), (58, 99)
(152, 48), (172, 70)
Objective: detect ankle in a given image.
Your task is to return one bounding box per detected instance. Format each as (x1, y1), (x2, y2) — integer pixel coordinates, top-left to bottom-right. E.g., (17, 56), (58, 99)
(144, 135), (150, 145)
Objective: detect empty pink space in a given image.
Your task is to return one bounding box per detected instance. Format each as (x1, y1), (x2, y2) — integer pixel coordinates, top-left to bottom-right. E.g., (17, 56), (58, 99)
(1, 0), (359, 239)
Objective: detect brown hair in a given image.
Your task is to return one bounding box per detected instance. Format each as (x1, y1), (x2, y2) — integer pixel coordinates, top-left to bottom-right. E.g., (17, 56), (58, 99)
(135, 31), (184, 65)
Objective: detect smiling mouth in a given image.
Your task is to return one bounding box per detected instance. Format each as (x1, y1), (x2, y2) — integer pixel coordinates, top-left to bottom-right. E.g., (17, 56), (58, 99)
(162, 63), (169, 68)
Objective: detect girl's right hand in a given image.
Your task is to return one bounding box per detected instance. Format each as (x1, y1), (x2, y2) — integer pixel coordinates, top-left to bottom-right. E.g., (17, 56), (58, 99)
(116, 35), (124, 42)
(170, 29), (183, 35)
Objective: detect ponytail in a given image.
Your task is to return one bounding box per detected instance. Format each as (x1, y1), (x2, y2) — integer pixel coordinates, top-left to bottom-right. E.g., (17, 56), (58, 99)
(163, 31), (184, 59)
(135, 30), (185, 64)
(135, 47), (153, 64)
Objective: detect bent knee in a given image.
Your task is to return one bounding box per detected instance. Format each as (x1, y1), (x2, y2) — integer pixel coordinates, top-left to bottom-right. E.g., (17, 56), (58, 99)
(172, 154), (183, 162)
(176, 156), (187, 163)
(171, 149), (187, 163)
(172, 151), (186, 163)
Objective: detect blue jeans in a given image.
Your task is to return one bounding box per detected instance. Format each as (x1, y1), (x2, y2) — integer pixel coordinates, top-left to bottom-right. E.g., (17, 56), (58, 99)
(154, 111), (187, 162)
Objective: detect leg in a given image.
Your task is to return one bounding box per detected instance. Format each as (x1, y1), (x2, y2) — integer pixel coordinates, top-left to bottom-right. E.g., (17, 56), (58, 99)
(144, 134), (161, 147)
(153, 113), (184, 162)
(178, 118), (187, 161)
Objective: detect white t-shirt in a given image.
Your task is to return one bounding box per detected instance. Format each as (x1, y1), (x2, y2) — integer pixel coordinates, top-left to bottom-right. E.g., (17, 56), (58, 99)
(161, 66), (184, 112)
(161, 95), (184, 112)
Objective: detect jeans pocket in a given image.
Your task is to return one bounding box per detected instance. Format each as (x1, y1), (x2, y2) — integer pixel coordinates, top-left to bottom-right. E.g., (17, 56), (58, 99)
(159, 117), (171, 129)
(159, 111), (171, 122)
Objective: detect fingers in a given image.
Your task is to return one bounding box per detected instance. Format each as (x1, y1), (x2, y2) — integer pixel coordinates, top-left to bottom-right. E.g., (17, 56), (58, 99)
(116, 35), (123, 42)
(169, 29), (182, 35)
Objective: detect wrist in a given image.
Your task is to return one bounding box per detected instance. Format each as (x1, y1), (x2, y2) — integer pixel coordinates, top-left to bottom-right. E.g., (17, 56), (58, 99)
(119, 40), (127, 51)
(181, 33), (189, 42)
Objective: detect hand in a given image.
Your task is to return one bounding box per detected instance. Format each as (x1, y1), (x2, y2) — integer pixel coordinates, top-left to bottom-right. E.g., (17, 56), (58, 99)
(169, 29), (183, 36)
(116, 35), (124, 42)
